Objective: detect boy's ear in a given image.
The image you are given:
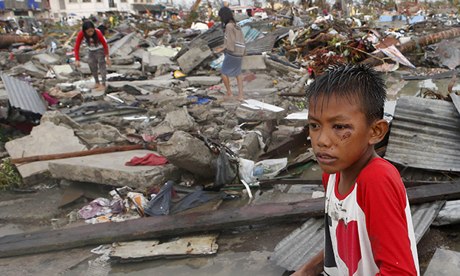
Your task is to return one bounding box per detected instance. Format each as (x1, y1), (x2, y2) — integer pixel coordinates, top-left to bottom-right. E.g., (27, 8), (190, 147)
(369, 119), (389, 145)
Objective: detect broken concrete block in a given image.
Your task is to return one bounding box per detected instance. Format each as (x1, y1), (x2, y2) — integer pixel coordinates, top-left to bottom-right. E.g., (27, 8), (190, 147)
(242, 55), (266, 71)
(11, 61), (46, 78)
(186, 76), (221, 86)
(110, 33), (141, 57)
(111, 56), (135, 65)
(108, 62), (142, 72)
(40, 111), (81, 129)
(177, 40), (212, 74)
(164, 107), (196, 131)
(75, 123), (128, 146)
(239, 132), (262, 160)
(424, 248), (460, 276)
(48, 150), (179, 189)
(32, 53), (60, 65)
(150, 122), (175, 138)
(51, 65), (73, 80)
(157, 131), (216, 178)
(147, 46), (179, 58)
(5, 122), (87, 182)
(236, 106), (282, 121)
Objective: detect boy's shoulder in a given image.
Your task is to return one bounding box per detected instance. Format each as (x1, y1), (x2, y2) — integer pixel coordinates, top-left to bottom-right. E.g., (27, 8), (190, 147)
(358, 157), (400, 182)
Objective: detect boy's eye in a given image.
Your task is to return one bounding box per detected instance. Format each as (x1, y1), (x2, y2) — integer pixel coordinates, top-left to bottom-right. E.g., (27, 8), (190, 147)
(333, 124), (350, 130)
(308, 123), (320, 130)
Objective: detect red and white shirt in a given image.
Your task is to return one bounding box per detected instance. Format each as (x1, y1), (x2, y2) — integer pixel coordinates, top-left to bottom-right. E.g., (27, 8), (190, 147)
(323, 158), (419, 276)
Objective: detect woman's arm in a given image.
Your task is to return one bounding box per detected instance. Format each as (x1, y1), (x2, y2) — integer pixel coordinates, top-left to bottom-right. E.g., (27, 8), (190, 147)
(74, 31), (84, 61)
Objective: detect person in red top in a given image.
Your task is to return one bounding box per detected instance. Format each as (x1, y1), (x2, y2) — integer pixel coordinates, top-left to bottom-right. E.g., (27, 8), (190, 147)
(74, 21), (111, 90)
(294, 64), (419, 276)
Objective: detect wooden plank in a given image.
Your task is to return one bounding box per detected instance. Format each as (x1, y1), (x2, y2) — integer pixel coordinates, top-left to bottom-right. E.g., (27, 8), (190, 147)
(110, 234), (218, 262)
(1, 182), (460, 258)
(0, 199), (325, 258)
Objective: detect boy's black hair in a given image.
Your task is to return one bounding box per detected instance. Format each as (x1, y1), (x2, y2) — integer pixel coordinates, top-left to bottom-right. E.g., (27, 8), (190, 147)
(306, 64), (386, 124)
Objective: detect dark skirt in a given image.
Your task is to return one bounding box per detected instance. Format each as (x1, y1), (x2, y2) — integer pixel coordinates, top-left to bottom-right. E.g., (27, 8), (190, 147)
(221, 52), (242, 77)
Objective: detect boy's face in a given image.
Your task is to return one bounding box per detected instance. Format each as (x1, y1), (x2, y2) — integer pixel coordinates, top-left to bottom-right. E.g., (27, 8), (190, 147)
(307, 94), (377, 175)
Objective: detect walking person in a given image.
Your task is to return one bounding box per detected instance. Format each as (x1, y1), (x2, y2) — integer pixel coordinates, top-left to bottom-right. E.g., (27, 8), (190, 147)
(218, 7), (245, 101)
(74, 21), (111, 91)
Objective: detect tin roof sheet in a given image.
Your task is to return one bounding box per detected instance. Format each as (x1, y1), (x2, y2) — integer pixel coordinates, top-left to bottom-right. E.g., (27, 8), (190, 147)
(271, 201), (444, 271)
(1, 73), (46, 115)
(385, 96), (460, 172)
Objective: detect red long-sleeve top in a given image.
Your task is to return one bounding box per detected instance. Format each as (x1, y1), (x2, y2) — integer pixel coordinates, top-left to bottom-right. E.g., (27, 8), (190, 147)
(74, 29), (109, 61)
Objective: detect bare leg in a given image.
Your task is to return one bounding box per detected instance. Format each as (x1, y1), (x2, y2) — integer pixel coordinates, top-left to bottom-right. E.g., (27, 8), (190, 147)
(236, 74), (244, 101)
(222, 74), (232, 99)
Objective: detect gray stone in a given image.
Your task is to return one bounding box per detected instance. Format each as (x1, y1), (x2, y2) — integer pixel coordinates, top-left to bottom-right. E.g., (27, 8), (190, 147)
(48, 150), (179, 189)
(12, 61), (46, 78)
(5, 122), (87, 181)
(157, 131), (216, 178)
(186, 76), (221, 86)
(218, 129), (234, 141)
(239, 132), (261, 160)
(235, 106), (283, 121)
(150, 122), (175, 137)
(242, 55), (266, 71)
(111, 56), (135, 65)
(51, 65), (73, 80)
(75, 123), (128, 146)
(108, 79), (179, 89)
(164, 107), (196, 131)
(32, 53), (60, 65)
(40, 111), (81, 129)
(110, 33), (141, 57)
(424, 248), (460, 276)
(177, 41), (212, 74)
(108, 62), (142, 72)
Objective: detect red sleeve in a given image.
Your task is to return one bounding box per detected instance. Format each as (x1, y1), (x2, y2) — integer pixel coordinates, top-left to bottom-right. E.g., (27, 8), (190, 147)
(95, 29), (109, 56)
(357, 159), (417, 275)
(74, 31), (84, 61)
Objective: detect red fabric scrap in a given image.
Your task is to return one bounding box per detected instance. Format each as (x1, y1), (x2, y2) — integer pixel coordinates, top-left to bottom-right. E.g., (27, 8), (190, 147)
(125, 153), (168, 166)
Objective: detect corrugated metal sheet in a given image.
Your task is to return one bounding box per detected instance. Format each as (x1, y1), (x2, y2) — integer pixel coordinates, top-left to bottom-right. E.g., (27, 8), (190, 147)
(1, 73), (46, 115)
(246, 27), (290, 55)
(271, 217), (324, 271)
(271, 201), (444, 271)
(385, 96), (460, 172)
(451, 93), (460, 115)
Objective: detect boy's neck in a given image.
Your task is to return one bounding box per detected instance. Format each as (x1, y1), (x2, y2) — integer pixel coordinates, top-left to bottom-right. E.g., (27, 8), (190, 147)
(338, 149), (378, 194)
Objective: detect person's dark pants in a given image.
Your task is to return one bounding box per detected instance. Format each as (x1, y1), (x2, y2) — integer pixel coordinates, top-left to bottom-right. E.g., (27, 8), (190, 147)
(88, 48), (107, 85)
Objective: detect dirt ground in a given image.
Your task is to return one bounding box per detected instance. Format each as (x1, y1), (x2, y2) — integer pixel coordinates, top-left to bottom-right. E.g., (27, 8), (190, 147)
(0, 182), (459, 275)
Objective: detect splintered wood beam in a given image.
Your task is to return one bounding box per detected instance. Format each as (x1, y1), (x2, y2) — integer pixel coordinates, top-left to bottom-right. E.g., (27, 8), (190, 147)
(0, 199), (324, 258)
(1, 182), (459, 258)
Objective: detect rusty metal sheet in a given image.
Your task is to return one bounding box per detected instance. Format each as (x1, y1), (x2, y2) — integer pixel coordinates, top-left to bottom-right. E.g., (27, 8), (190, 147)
(385, 96), (460, 172)
(1, 73), (46, 115)
(271, 201), (443, 271)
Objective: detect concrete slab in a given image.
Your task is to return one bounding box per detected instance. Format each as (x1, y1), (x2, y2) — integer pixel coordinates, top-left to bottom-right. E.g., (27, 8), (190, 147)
(157, 131), (215, 178)
(186, 76), (221, 86)
(424, 248), (460, 276)
(242, 55), (266, 71)
(5, 122), (87, 181)
(48, 150), (179, 189)
(177, 42), (212, 74)
(52, 64), (73, 80)
(32, 53), (60, 65)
